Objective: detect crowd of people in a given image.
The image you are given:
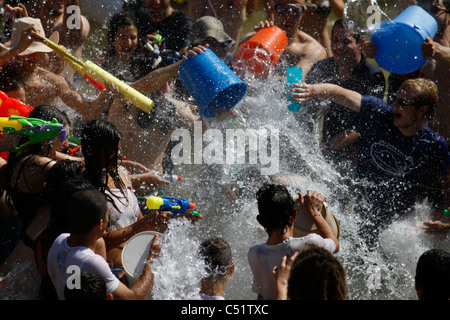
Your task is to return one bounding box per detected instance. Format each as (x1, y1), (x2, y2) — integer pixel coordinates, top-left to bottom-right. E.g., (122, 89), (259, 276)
(0, 0), (449, 300)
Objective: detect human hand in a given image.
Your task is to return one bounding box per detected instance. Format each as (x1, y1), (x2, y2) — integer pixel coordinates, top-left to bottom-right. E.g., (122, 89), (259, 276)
(255, 20), (273, 32)
(298, 190), (326, 219)
(146, 234), (161, 261)
(289, 83), (313, 102)
(5, 3), (28, 19)
(184, 44), (208, 60)
(422, 220), (450, 234)
(175, 209), (204, 224)
(421, 37), (437, 59)
(272, 251), (299, 300)
(133, 171), (171, 190)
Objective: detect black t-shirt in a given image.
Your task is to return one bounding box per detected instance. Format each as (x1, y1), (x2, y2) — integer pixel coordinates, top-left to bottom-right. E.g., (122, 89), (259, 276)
(135, 9), (194, 52)
(305, 55), (386, 160)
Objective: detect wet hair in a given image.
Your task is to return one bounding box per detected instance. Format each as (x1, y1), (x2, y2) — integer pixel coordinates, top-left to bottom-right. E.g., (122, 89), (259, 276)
(415, 248), (450, 300)
(199, 237), (233, 282)
(64, 272), (107, 300)
(0, 71), (25, 93)
(81, 119), (123, 193)
(288, 246), (347, 300)
(332, 18), (364, 43)
(67, 189), (108, 235)
(398, 78), (438, 119)
(256, 184), (295, 235)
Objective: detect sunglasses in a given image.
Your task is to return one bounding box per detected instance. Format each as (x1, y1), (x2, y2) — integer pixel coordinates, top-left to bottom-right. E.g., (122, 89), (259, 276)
(274, 3), (307, 16)
(394, 98), (417, 108)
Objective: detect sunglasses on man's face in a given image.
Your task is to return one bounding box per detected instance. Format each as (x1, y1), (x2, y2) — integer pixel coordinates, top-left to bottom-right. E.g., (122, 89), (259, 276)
(394, 98), (417, 108)
(274, 3), (307, 16)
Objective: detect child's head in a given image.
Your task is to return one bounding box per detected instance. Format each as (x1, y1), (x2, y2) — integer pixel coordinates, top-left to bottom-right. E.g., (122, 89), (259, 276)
(256, 183), (295, 235)
(199, 237), (234, 283)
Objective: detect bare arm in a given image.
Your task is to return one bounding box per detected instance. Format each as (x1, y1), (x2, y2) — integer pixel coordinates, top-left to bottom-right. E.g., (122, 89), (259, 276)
(421, 37), (450, 68)
(290, 83), (363, 113)
(329, 0), (345, 18)
(130, 45), (207, 94)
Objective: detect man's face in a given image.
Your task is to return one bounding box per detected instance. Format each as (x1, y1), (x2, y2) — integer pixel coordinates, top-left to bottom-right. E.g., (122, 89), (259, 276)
(331, 24), (362, 66)
(392, 87), (423, 129)
(272, 0), (307, 29)
(142, 0), (171, 21)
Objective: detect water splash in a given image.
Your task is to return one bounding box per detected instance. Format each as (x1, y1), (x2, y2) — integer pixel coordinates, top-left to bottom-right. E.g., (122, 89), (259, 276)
(343, 0), (393, 33)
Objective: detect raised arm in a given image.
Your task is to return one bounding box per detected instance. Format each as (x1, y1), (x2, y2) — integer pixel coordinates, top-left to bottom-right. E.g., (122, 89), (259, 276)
(290, 83), (363, 113)
(297, 190), (340, 252)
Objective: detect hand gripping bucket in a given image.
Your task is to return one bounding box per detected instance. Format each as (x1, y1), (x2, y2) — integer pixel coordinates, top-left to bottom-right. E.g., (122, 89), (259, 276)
(179, 48), (247, 119)
(121, 231), (163, 299)
(370, 5), (438, 74)
(233, 26), (288, 79)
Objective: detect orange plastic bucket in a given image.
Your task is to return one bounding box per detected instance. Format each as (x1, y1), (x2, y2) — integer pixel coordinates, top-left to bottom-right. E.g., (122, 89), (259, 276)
(233, 26), (288, 79)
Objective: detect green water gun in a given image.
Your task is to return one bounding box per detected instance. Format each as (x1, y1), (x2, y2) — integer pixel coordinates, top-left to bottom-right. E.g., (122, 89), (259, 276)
(0, 115), (65, 152)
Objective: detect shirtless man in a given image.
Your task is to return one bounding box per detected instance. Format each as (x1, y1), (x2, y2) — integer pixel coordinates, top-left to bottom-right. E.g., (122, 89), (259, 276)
(25, 0), (90, 82)
(0, 17), (101, 118)
(106, 70), (201, 177)
(262, 0), (344, 57)
(419, 0), (450, 145)
(244, 0), (327, 77)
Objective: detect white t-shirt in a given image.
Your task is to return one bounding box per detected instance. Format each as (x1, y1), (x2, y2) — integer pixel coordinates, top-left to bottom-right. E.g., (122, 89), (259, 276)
(106, 166), (140, 231)
(247, 233), (336, 300)
(47, 233), (120, 300)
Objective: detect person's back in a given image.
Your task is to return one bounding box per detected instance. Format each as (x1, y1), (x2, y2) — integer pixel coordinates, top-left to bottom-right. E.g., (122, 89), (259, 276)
(415, 248), (450, 300)
(47, 189), (120, 299)
(247, 184), (338, 300)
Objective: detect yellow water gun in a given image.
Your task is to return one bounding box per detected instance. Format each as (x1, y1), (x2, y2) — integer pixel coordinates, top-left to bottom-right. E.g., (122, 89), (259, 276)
(40, 36), (155, 113)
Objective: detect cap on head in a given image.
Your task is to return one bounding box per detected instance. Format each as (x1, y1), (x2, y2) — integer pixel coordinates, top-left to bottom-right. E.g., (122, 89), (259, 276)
(192, 16), (234, 48)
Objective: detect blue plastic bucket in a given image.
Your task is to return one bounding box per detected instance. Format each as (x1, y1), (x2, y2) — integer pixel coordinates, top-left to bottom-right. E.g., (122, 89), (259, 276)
(370, 5), (437, 74)
(179, 49), (248, 118)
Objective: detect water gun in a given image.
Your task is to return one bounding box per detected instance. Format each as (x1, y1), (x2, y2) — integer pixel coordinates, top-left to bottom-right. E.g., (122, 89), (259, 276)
(0, 91), (34, 118)
(145, 195), (195, 217)
(39, 35), (155, 113)
(160, 174), (182, 183)
(0, 115), (65, 152)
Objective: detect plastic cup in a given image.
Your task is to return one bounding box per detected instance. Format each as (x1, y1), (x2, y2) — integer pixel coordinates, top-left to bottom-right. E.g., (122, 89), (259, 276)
(121, 231), (162, 299)
(286, 67), (303, 112)
(370, 5), (438, 74)
(232, 26), (288, 79)
(179, 48), (247, 119)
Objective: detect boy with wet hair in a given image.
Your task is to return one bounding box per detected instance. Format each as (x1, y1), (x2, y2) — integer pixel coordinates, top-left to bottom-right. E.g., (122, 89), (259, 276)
(198, 237), (235, 300)
(248, 183), (339, 300)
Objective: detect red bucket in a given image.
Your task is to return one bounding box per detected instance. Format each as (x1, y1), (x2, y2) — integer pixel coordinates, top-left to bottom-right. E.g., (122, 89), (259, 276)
(233, 26), (288, 79)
